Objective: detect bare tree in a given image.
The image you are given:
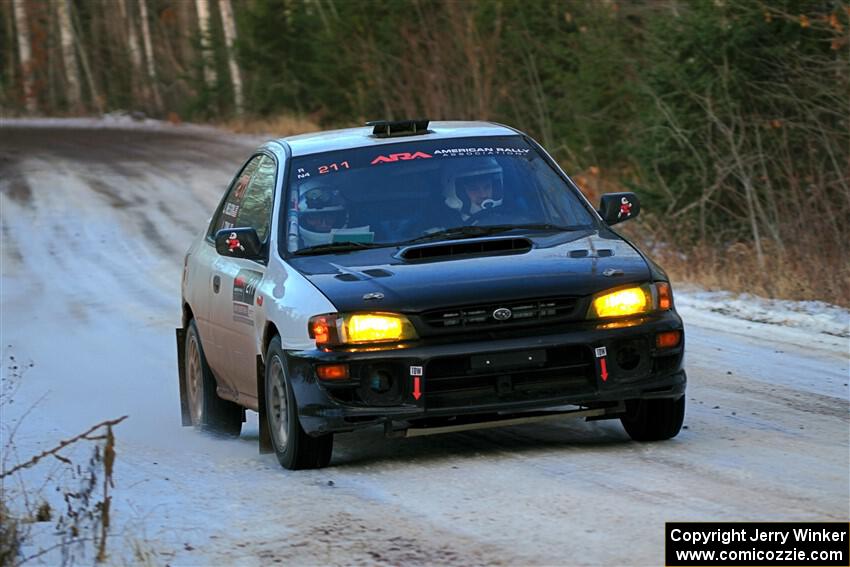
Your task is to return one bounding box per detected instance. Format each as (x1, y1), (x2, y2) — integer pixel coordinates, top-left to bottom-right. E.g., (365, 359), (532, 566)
(55, 0), (82, 111)
(176, 0), (196, 73)
(195, 0), (217, 89)
(12, 0), (36, 113)
(71, 0), (103, 114)
(218, 0), (244, 114)
(117, 0), (145, 108)
(3, 3), (16, 107)
(138, 0), (163, 112)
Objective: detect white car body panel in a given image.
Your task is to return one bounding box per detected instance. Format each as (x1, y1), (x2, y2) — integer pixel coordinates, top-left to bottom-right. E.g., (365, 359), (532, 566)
(255, 142), (338, 356)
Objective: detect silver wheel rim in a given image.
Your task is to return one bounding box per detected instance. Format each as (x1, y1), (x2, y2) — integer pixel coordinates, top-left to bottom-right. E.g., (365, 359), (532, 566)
(187, 334), (203, 425)
(268, 356), (289, 449)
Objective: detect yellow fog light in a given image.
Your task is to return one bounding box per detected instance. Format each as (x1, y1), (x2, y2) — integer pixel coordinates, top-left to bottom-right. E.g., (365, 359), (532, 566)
(343, 313), (417, 343)
(589, 286), (651, 318)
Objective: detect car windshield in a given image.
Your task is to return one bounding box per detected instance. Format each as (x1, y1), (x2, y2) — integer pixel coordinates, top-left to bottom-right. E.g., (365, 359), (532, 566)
(282, 136), (595, 254)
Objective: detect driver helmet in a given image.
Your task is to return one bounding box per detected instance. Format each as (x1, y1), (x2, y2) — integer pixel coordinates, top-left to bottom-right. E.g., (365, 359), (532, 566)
(297, 182), (348, 247)
(443, 158), (503, 219)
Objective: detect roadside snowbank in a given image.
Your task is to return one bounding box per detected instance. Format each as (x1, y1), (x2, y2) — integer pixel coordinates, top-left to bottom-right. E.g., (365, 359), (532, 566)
(0, 114), (262, 143)
(676, 286), (850, 339)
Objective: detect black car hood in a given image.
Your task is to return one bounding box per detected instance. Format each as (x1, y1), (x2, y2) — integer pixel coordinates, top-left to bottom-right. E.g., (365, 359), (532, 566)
(289, 230), (651, 313)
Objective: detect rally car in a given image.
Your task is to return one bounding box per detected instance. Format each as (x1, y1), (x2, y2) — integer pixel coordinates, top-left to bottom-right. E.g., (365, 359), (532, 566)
(177, 119), (686, 470)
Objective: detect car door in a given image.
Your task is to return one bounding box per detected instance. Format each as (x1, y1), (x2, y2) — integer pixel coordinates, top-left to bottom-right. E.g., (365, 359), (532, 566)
(199, 154), (264, 396)
(208, 154), (277, 399)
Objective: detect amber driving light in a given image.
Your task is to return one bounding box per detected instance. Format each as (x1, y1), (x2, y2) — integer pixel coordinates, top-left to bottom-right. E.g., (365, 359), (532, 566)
(657, 282), (672, 310)
(589, 286), (651, 319)
(308, 313), (417, 346)
(316, 364), (349, 380)
(309, 315), (336, 346)
(656, 330), (681, 349)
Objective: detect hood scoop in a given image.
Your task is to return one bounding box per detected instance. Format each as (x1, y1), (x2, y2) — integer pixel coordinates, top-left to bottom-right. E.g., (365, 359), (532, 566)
(568, 248), (613, 258)
(399, 237), (532, 262)
(334, 268), (395, 282)
(362, 268), (392, 278)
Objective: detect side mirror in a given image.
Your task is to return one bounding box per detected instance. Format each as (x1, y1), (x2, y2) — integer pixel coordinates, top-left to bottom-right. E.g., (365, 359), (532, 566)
(598, 192), (640, 225)
(214, 227), (263, 260)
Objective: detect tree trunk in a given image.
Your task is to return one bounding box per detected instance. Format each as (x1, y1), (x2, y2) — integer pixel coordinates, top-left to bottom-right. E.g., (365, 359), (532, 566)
(176, 0), (195, 73)
(55, 0), (83, 111)
(138, 0), (163, 112)
(218, 0), (243, 114)
(46, 0), (59, 111)
(72, 3), (103, 114)
(195, 0), (217, 89)
(117, 0), (146, 109)
(4, 2), (16, 94)
(12, 0), (37, 113)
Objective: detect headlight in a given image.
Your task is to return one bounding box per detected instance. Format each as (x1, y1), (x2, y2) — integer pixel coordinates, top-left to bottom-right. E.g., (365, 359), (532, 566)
(587, 282), (673, 319)
(309, 313), (418, 346)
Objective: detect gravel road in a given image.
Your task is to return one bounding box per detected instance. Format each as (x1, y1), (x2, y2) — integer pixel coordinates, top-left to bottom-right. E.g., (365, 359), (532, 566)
(1, 123), (847, 566)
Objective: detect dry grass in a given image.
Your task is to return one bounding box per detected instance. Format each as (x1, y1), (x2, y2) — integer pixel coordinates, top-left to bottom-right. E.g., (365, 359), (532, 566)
(214, 114), (322, 138)
(0, 501), (21, 567)
(626, 224), (850, 308)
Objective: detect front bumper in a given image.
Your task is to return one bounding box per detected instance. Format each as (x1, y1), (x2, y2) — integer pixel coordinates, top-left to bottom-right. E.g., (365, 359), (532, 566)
(285, 311), (686, 435)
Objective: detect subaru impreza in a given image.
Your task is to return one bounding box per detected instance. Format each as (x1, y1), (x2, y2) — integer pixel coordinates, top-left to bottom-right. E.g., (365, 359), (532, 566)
(177, 119), (686, 470)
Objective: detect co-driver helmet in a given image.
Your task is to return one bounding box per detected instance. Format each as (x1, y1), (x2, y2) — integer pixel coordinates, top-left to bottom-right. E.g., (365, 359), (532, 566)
(297, 182), (348, 247)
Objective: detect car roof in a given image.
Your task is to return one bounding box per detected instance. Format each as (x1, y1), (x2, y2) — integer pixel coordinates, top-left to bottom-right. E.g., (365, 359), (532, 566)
(273, 121), (520, 157)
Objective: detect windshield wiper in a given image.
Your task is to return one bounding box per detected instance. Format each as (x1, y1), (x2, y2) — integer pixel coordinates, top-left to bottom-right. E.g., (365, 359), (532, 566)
(292, 241), (387, 256)
(399, 223), (577, 245)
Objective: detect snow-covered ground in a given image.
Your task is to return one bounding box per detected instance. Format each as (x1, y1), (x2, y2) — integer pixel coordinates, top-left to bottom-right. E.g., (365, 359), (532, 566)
(676, 287), (849, 339)
(1, 122), (848, 566)
(1, 113), (243, 136)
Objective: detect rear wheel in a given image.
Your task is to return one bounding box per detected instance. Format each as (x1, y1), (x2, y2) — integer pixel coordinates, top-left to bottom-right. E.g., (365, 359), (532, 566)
(185, 320), (242, 437)
(265, 337), (333, 470)
(620, 396), (685, 441)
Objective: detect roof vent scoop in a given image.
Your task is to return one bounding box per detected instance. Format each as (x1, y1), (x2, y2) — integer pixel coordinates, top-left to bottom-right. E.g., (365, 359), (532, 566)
(366, 119), (431, 138)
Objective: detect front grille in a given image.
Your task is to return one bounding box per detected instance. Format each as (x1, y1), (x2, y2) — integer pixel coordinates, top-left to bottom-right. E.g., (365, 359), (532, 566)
(422, 297), (579, 330)
(425, 345), (595, 409)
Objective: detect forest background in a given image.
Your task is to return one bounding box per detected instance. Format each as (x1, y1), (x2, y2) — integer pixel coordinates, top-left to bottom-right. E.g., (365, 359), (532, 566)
(2, 0), (848, 306)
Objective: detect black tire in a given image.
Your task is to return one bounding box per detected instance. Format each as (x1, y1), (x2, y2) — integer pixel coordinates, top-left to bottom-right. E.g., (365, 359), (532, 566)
(620, 396), (685, 441)
(265, 337), (333, 470)
(184, 319), (242, 437)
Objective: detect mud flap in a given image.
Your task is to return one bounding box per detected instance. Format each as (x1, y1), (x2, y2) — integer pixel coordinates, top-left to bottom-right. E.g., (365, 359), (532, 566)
(257, 355), (273, 454)
(175, 328), (191, 426)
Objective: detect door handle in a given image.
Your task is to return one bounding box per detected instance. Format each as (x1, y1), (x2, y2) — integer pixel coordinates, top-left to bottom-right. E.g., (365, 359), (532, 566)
(212, 275), (221, 293)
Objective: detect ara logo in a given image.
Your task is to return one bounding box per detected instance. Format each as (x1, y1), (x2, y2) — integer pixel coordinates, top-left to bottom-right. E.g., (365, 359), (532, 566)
(370, 152), (432, 165)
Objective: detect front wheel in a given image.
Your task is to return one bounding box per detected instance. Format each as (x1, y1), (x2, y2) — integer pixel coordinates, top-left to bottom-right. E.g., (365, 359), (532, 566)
(265, 337), (333, 470)
(620, 396), (685, 441)
(184, 319), (242, 437)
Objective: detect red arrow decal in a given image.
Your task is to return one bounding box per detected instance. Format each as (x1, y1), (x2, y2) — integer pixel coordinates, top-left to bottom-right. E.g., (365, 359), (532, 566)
(600, 358), (608, 382)
(413, 376), (421, 400)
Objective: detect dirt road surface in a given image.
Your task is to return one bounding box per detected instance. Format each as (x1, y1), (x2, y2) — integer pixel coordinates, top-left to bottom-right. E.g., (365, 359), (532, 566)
(1, 123), (848, 566)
